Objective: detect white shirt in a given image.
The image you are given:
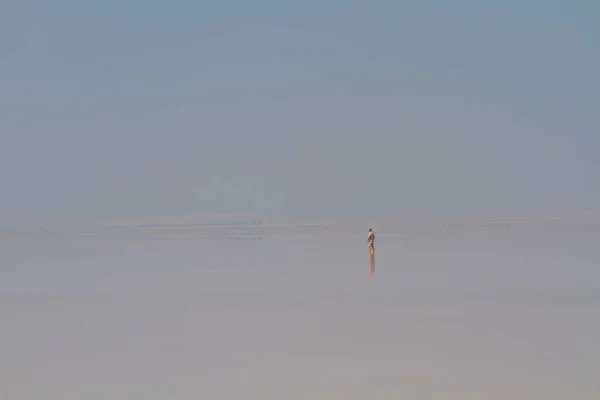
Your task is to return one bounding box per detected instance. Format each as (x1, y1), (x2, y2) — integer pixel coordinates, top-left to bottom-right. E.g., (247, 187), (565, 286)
(367, 231), (375, 243)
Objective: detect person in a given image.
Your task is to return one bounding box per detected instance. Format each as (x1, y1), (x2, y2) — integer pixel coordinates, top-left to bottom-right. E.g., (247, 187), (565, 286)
(367, 228), (375, 254)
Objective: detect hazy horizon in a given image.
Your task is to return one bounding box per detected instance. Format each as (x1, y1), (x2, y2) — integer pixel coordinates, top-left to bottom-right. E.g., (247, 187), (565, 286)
(3, 4), (599, 397)
(2, 1), (599, 225)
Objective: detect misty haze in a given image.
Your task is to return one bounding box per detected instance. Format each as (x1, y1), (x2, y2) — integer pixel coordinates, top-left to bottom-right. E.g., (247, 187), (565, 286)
(1, 1), (599, 399)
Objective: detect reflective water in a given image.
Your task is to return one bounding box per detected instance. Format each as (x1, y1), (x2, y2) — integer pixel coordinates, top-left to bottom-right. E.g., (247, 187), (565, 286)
(2, 220), (599, 399)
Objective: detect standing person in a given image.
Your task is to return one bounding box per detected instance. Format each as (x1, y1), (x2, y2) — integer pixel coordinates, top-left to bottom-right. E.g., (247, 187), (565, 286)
(367, 228), (375, 277)
(367, 228), (375, 255)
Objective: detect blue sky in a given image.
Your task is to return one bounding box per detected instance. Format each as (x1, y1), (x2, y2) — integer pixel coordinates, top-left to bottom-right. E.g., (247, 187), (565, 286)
(1, 1), (598, 224)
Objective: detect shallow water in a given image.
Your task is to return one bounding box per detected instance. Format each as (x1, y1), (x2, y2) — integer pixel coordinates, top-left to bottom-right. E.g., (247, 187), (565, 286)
(1, 222), (599, 399)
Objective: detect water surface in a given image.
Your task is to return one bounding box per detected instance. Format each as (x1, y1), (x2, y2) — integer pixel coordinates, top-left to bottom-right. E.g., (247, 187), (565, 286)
(2, 221), (599, 399)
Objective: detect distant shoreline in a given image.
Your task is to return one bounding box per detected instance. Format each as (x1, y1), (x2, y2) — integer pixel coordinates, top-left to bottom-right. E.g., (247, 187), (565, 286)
(2, 210), (600, 240)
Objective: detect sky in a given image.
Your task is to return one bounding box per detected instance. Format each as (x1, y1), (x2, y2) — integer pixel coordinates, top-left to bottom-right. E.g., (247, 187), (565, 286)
(1, 1), (599, 225)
